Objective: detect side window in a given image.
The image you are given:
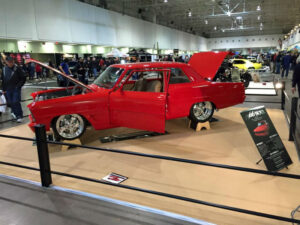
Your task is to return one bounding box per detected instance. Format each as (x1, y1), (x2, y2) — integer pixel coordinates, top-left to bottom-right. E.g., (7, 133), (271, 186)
(169, 68), (190, 84)
(233, 60), (245, 64)
(123, 70), (164, 93)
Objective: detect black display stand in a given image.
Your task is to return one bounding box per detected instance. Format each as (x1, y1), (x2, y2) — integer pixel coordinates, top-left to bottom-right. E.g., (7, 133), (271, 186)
(241, 106), (292, 172)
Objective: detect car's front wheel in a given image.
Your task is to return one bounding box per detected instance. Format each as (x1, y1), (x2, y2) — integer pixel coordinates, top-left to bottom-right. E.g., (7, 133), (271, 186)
(189, 102), (214, 123)
(53, 114), (86, 140)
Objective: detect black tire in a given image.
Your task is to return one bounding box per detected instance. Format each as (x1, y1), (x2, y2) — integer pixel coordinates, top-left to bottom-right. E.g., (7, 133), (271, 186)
(241, 72), (252, 88)
(52, 114), (86, 140)
(189, 102), (214, 123)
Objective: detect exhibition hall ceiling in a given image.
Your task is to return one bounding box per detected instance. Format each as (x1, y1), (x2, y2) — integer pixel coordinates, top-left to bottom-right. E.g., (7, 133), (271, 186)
(79, 0), (300, 38)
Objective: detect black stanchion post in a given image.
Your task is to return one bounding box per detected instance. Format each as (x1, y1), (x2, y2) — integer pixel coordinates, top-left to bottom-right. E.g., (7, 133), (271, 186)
(35, 124), (52, 187)
(281, 81), (285, 110)
(289, 97), (298, 141)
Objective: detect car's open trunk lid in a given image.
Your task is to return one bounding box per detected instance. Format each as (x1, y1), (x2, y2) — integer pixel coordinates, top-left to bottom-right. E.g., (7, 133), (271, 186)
(188, 51), (229, 80)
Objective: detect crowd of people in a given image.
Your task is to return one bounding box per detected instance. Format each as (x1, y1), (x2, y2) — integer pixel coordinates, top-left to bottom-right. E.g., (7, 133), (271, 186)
(270, 51), (300, 77)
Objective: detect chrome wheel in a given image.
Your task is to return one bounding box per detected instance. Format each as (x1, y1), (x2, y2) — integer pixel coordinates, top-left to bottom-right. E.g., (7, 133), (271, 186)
(192, 102), (214, 122)
(55, 114), (85, 140)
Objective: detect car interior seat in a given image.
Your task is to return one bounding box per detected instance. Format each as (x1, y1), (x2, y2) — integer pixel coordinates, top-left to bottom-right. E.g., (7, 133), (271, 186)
(132, 77), (147, 91)
(146, 80), (162, 92)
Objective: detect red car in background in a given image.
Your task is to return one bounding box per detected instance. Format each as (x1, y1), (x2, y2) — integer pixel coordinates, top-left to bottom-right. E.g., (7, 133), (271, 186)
(27, 52), (245, 140)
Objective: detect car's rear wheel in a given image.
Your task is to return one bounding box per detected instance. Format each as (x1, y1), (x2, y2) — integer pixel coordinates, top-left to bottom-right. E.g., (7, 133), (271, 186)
(53, 114), (86, 140)
(190, 101), (214, 123)
(241, 72), (252, 88)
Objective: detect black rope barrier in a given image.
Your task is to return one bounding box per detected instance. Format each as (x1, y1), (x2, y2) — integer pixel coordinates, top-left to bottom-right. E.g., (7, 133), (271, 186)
(47, 140), (300, 180)
(50, 170), (300, 224)
(0, 161), (40, 171)
(0, 134), (35, 142)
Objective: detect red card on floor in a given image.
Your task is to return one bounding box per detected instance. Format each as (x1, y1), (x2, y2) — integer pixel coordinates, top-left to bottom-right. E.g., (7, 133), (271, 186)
(102, 173), (128, 184)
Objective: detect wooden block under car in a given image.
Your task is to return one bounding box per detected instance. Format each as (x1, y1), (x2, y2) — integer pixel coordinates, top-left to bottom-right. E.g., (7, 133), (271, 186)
(188, 120), (210, 131)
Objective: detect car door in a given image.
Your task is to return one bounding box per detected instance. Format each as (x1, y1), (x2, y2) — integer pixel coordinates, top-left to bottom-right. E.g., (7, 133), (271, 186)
(109, 69), (170, 133)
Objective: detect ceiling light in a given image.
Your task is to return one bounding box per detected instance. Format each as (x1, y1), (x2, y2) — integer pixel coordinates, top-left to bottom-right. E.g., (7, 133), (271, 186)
(227, 11), (231, 16)
(205, 19), (208, 24)
(236, 16), (242, 20)
(214, 26), (217, 30)
(164, 0), (168, 2)
(257, 5), (261, 11)
(222, 29), (225, 32)
(188, 9), (192, 17)
(260, 27), (263, 30)
(260, 22), (263, 27)
(257, 15), (261, 20)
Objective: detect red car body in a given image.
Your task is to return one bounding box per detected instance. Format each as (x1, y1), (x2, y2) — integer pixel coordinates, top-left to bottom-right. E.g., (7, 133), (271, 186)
(253, 120), (269, 136)
(27, 52), (245, 134)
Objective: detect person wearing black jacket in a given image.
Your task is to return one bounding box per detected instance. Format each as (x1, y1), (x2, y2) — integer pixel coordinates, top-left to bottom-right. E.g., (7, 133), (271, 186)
(77, 58), (88, 85)
(292, 57), (300, 97)
(1, 56), (26, 122)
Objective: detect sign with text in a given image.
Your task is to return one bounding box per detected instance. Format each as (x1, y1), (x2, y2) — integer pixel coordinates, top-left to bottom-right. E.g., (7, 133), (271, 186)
(240, 106), (292, 171)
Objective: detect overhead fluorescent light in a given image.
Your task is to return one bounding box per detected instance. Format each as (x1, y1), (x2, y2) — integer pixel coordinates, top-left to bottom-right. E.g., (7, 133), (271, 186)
(257, 5), (261, 11)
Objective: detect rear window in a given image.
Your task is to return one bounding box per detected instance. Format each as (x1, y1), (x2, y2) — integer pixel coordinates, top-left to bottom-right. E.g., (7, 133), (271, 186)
(169, 68), (190, 84)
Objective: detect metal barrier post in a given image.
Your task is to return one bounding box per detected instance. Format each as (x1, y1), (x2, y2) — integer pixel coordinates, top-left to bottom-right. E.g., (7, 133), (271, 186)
(281, 81), (285, 110)
(35, 124), (52, 187)
(289, 97), (298, 141)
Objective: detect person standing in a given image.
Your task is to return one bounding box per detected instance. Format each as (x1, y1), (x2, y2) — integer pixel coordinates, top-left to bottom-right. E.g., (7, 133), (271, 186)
(1, 56), (26, 122)
(281, 52), (292, 78)
(77, 58), (88, 85)
(35, 63), (42, 80)
(275, 52), (282, 74)
(292, 56), (300, 97)
(59, 58), (72, 86)
(91, 57), (98, 79)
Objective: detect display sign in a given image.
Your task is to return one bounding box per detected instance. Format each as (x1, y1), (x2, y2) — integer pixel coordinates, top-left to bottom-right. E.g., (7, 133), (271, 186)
(240, 106), (292, 171)
(102, 173), (128, 184)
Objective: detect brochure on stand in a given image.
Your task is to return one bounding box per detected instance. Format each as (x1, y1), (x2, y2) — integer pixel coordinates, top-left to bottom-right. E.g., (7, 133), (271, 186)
(241, 106), (292, 171)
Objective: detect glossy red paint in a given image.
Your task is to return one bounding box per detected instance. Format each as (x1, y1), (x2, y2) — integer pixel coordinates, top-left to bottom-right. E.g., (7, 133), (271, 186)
(189, 51), (229, 80)
(27, 52), (245, 134)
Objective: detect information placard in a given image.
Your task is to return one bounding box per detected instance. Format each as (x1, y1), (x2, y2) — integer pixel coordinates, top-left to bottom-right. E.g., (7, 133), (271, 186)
(240, 106), (292, 171)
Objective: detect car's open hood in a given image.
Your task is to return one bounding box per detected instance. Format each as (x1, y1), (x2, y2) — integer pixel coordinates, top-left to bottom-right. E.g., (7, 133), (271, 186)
(25, 59), (93, 92)
(188, 51), (229, 80)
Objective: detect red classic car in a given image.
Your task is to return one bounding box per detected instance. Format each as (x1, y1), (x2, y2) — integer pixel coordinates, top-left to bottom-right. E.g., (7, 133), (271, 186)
(27, 52), (245, 140)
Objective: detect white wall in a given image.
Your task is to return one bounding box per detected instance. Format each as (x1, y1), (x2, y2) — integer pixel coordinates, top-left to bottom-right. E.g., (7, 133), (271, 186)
(283, 28), (300, 49)
(207, 34), (283, 50)
(0, 0), (207, 51)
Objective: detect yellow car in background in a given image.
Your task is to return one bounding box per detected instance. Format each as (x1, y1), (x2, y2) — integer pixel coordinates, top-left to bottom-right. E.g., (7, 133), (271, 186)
(232, 59), (262, 70)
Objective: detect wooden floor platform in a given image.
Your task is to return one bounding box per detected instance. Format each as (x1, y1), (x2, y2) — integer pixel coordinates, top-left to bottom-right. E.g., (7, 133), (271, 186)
(0, 107), (299, 225)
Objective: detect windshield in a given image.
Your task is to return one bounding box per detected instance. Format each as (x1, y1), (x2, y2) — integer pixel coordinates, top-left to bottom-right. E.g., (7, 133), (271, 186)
(93, 67), (124, 89)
